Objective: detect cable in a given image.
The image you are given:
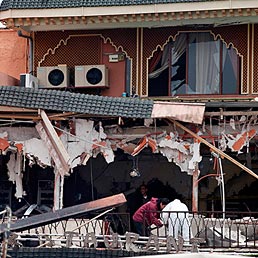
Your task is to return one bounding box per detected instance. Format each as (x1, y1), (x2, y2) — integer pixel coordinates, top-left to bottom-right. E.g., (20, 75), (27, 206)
(53, 125), (110, 149)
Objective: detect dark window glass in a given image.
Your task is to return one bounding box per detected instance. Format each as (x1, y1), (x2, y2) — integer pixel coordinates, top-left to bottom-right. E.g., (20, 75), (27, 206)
(148, 32), (240, 96)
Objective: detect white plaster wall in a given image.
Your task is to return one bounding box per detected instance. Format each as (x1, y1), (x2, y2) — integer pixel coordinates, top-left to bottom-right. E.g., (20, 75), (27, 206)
(0, 127), (39, 141)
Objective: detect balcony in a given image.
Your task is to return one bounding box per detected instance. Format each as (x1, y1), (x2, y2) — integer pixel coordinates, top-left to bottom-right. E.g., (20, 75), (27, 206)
(2, 210), (258, 253)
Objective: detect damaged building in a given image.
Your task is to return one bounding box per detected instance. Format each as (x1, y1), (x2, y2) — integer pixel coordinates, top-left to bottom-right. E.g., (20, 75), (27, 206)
(0, 0), (258, 254)
(0, 87), (257, 219)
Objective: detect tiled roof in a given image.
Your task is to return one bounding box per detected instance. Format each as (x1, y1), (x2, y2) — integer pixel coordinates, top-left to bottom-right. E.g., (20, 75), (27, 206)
(0, 0), (218, 10)
(0, 86), (153, 118)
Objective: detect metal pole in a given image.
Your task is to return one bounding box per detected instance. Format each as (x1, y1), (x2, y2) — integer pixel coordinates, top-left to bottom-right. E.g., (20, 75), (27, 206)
(218, 157), (225, 220)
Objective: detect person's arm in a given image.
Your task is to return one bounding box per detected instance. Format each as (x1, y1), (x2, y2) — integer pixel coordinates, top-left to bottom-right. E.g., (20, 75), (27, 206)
(150, 211), (163, 227)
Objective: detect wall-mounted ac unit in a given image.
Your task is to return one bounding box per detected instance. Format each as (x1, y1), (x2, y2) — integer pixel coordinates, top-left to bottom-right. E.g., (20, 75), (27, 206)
(20, 74), (38, 89)
(37, 65), (69, 89)
(75, 65), (109, 88)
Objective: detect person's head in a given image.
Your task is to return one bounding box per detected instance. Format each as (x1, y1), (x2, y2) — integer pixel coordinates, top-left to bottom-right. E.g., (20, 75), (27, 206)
(157, 198), (170, 211)
(140, 184), (148, 196)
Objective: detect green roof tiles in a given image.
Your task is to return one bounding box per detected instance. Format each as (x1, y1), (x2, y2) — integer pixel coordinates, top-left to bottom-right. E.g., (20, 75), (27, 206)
(0, 86), (153, 119)
(0, 0), (220, 10)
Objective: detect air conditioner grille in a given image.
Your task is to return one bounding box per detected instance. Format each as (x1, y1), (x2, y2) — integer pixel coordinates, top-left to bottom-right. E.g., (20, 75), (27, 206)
(48, 69), (65, 86)
(86, 67), (103, 85)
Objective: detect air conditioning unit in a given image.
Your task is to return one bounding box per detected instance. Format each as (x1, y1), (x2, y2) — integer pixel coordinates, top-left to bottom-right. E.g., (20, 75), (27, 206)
(75, 65), (109, 88)
(37, 65), (69, 89)
(20, 74), (38, 89)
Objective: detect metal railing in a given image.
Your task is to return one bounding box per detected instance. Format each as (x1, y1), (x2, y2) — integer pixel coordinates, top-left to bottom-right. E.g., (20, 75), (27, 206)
(2, 210), (258, 251)
(0, 206), (12, 258)
(145, 210), (258, 249)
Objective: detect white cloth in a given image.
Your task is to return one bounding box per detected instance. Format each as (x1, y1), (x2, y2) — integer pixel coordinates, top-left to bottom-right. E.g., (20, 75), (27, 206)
(161, 199), (192, 241)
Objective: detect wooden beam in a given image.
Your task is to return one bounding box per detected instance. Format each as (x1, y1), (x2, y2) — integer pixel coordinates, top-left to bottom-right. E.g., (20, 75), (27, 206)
(0, 193), (126, 233)
(36, 109), (70, 177)
(0, 114), (40, 120)
(170, 119), (258, 180)
(47, 112), (77, 119)
(0, 106), (37, 112)
(205, 110), (258, 117)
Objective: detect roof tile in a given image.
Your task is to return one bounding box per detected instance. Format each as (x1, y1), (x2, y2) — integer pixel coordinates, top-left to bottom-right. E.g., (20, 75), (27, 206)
(0, 86), (153, 119)
(1, 0), (221, 10)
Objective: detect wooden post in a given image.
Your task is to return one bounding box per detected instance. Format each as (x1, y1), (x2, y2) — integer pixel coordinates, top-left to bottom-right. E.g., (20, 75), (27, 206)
(53, 167), (64, 211)
(192, 166), (199, 212)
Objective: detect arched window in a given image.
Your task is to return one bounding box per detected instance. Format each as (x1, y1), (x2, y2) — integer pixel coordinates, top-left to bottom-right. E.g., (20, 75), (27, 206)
(148, 32), (241, 96)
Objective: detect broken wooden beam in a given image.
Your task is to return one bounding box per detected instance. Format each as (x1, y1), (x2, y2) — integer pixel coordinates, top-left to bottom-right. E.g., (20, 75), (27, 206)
(170, 119), (258, 180)
(0, 193), (126, 234)
(36, 109), (71, 177)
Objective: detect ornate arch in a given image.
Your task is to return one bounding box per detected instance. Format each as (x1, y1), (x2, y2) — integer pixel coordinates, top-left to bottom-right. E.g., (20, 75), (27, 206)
(143, 28), (246, 96)
(34, 29), (138, 94)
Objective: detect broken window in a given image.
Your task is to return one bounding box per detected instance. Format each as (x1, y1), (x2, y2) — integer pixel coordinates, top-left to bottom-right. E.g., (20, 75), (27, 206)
(148, 32), (241, 96)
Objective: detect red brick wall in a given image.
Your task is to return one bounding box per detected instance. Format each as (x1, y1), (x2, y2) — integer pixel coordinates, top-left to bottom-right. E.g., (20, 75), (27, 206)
(0, 29), (27, 80)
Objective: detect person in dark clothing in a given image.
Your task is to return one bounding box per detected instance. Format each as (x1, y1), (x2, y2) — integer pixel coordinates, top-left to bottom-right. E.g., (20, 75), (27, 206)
(132, 197), (170, 236)
(127, 184), (150, 219)
(139, 184), (150, 205)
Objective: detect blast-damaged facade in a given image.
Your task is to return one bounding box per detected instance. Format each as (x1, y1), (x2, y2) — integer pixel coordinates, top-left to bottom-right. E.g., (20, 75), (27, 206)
(1, 0), (258, 222)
